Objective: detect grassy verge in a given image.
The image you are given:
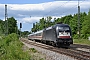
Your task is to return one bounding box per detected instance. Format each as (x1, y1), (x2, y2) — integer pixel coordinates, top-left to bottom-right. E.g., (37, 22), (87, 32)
(73, 39), (90, 45)
(0, 33), (45, 60)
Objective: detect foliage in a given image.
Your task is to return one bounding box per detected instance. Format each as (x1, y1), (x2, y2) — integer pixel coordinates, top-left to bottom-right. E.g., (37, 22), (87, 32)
(0, 33), (31, 60)
(7, 17), (17, 34)
(31, 10), (90, 39)
(0, 20), (5, 35)
(0, 10), (90, 39)
(21, 31), (31, 37)
(81, 11), (90, 39)
(0, 17), (18, 35)
(29, 48), (37, 53)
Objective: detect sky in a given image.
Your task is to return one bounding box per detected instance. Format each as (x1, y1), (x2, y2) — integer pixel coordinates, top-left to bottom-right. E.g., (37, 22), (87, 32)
(0, 0), (90, 32)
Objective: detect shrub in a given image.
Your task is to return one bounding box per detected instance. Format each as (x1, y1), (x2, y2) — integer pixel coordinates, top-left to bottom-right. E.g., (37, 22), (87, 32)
(29, 48), (37, 53)
(0, 33), (31, 60)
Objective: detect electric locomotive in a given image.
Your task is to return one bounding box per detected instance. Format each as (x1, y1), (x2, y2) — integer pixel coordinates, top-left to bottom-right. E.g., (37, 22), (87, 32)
(28, 23), (73, 47)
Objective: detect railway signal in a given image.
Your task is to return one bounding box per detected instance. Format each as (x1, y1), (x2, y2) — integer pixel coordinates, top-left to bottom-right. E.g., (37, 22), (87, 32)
(20, 23), (22, 38)
(20, 23), (22, 28)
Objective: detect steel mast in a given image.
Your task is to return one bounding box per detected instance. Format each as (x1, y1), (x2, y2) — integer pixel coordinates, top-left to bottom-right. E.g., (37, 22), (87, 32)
(78, 0), (80, 39)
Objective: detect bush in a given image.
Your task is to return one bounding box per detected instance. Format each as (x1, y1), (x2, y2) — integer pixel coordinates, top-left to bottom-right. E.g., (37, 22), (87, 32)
(73, 34), (78, 39)
(0, 33), (31, 60)
(29, 48), (37, 53)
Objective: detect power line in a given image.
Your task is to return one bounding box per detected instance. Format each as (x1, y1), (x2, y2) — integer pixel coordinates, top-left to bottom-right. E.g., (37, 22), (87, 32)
(42, 0), (86, 18)
(43, 0), (72, 17)
(57, 0), (86, 16)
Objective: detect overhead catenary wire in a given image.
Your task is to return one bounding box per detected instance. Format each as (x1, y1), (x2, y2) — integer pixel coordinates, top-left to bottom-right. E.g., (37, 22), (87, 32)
(59, 0), (86, 15)
(42, 0), (86, 18)
(41, 0), (86, 39)
(42, 0), (72, 18)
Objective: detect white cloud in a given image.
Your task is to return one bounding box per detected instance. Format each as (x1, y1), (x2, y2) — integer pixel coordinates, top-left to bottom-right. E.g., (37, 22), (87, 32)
(8, 4), (45, 11)
(21, 17), (42, 23)
(0, 1), (90, 19)
(0, 1), (90, 31)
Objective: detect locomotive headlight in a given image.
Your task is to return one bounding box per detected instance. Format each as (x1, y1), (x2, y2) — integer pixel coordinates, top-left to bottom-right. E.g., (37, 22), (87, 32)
(58, 36), (59, 38)
(69, 36), (71, 38)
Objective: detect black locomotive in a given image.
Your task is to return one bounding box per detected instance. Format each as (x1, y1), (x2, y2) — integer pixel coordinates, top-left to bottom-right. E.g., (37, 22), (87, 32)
(28, 23), (73, 47)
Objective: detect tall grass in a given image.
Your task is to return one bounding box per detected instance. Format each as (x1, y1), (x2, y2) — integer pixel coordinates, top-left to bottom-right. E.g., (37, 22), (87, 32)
(73, 39), (90, 45)
(0, 33), (31, 60)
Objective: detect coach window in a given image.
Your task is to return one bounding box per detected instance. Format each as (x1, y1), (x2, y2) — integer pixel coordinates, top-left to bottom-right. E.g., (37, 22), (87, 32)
(38, 33), (41, 36)
(37, 33), (39, 36)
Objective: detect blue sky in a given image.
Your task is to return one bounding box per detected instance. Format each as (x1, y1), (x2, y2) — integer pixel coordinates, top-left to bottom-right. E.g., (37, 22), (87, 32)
(0, 0), (53, 4)
(0, 0), (90, 32)
(0, 0), (85, 4)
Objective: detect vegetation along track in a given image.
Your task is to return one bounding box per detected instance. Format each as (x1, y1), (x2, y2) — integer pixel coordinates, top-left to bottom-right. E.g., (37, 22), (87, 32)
(20, 38), (90, 60)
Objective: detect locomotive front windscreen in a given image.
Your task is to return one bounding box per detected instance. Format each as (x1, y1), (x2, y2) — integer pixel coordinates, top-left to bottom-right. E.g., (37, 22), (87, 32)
(57, 26), (71, 38)
(58, 27), (70, 32)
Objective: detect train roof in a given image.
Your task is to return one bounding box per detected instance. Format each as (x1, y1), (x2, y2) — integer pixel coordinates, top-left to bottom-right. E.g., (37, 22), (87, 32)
(28, 30), (43, 36)
(44, 24), (70, 31)
(28, 23), (70, 36)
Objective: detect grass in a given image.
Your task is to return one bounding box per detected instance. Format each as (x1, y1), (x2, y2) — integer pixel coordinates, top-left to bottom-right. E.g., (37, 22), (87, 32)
(0, 33), (45, 60)
(73, 39), (90, 45)
(28, 48), (45, 60)
(0, 33), (31, 60)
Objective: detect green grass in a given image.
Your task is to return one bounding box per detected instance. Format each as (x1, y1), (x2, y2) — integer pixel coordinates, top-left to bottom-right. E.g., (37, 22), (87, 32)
(73, 39), (90, 45)
(0, 33), (31, 60)
(0, 33), (45, 60)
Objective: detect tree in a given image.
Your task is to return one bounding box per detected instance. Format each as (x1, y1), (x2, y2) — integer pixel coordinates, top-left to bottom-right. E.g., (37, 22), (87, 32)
(64, 15), (73, 24)
(0, 20), (5, 34)
(39, 18), (45, 30)
(81, 11), (90, 38)
(69, 14), (78, 38)
(8, 17), (17, 34)
(45, 16), (52, 27)
(31, 23), (36, 32)
(54, 18), (62, 24)
(21, 31), (31, 37)
(30, 11), (90, 39)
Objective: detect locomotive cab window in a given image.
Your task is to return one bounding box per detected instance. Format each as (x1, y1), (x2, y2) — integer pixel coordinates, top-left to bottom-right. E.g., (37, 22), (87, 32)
(58, 27), (70, 32)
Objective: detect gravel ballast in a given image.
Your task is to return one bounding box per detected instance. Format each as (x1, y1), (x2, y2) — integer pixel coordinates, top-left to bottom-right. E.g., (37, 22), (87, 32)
(21, 41), (77, 60)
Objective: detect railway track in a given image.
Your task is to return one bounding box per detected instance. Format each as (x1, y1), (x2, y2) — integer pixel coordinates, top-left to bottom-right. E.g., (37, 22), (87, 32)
(71, 44), (90, 49)
(20, 38), (90, 60)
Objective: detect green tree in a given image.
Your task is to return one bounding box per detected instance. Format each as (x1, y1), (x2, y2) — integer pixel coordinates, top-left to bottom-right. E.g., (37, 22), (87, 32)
(39, 18), (45, 30)
(0, 19), (5, 35)
(21, 31), (31, 37)
(31, 16), (53, 33)
(30, 11), (89, 39)
(8, 17), (17, 34)
(31, 22), (39, 32)
(54, 18), (62, 24)
(45, 16), (52, 27)
(69, 14), (78, 38)
(31, 23), (36, 32)
(81, 11), (90, 38)
(64, 15), (73, 24)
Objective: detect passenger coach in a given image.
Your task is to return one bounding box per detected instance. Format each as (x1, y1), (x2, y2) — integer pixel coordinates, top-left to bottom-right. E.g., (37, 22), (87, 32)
(28, 23), (73, 47)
